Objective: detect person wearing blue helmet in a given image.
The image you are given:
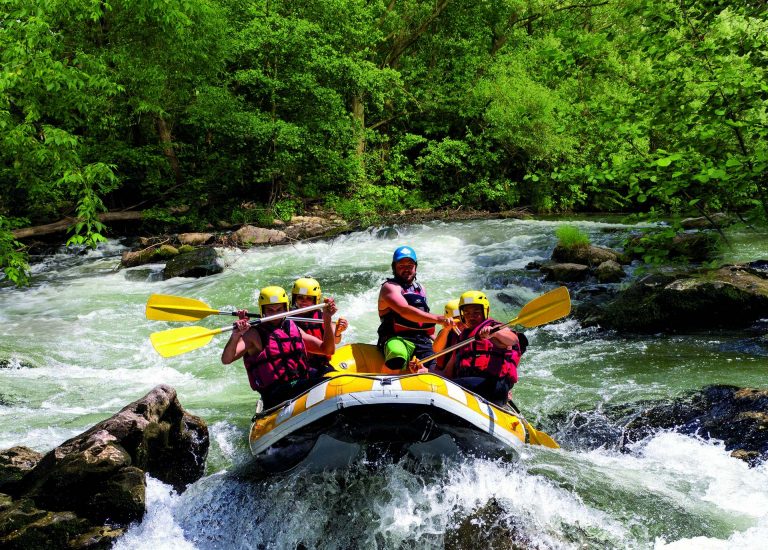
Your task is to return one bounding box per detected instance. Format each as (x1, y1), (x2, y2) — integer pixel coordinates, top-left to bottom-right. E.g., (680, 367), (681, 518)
(377, 246), (454, 371)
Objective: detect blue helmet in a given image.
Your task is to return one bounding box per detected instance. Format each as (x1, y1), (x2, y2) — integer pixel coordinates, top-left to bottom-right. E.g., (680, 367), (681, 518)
(392, 246), (417, 264)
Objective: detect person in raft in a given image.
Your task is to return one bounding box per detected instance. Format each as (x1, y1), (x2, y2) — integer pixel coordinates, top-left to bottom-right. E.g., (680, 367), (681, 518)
(290, 277), (348, 377)
(430, 298), (466, 373)
(442, 290), (527, 407)
(221, 285), (337, 409)
(377, 245), (454, 371)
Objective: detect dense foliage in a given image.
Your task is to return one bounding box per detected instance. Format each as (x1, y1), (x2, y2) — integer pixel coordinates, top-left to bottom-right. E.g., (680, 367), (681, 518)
(1, 0), (766, 283)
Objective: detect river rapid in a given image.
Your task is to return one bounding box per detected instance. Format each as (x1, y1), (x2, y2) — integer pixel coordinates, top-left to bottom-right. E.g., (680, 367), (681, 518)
(1, 218), (767, 549)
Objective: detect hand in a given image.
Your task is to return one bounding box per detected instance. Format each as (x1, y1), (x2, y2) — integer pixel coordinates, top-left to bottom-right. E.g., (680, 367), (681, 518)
(436, 315), (454, 328)
(234, 317), (250, 336)
(477, 325), (492, 340)
(323, 297), (338, 317)
(335, 317), (348, 333)
(408, 358), (428, 374)
(236, 309), (249, 320)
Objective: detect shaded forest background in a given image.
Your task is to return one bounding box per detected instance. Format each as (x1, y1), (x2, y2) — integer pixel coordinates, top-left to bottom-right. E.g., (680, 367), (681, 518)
(1, 0), (766, 284)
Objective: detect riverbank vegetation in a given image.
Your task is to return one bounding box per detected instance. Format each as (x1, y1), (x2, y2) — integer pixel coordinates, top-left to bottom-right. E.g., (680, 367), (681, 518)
(1, 0), (766, 284)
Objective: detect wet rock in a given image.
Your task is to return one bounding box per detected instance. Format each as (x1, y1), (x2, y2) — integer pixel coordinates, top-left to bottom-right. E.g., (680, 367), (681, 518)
(120, 248), (156, 268)
(232, 225), (287, 246)
(0, 447), (42, 494)
(541, 262), (589, 282)
(595, 260), (625, 283)
(445, 498), (532, 550)
(0, 384), (208, 545)
(178, 232), (215, 246)
(680, 213), (733, 229)
(621, 385), (768, 466)
(552, 244), (620, 266)
(375, 226), (400, 240)
(745, 260), (768, 279)
(153, 244), (179, 259)
(0, 498), (92, 550)
(577, 264), (768, 332)
(283, 215), (347, 240)
(163, 247), (227, 279)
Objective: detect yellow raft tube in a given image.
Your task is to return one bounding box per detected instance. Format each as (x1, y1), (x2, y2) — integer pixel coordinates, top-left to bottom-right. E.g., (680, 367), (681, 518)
(248, 344), (553, 472)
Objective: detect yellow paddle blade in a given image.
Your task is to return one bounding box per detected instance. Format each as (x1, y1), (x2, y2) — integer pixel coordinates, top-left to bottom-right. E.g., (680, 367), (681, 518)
(146, 294), (220, 322)
(511, 286), (571, 328)
(150, 325), (226, 357)
(524, 422), (559, 449)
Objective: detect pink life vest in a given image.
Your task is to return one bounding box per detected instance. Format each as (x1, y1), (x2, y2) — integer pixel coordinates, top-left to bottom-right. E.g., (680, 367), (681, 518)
(455, 319), (521, 383)
(243, 319), (310, 391)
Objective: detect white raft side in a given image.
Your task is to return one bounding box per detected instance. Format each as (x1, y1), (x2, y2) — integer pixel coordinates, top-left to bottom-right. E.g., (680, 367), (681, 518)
(249, 377), (524, 456)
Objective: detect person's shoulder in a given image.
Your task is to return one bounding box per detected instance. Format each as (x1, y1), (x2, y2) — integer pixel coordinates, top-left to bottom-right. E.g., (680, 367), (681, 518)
(380, 279), (399, 292)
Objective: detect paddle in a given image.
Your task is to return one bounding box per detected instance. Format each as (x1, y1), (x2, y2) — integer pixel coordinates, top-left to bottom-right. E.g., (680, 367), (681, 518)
(147, 294), (260, 321)
(505, 399), (559, 449)
(149, 303), (326, 358)
(146, 293), (324, 324)
(416, 286), (571, 366)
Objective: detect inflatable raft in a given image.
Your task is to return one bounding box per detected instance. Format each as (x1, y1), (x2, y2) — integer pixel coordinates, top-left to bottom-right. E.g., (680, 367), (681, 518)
(247, 344), (555, 472)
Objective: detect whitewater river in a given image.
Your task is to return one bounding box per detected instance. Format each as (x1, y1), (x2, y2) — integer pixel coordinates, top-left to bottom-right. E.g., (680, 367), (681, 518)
(1, 218), (767, 549)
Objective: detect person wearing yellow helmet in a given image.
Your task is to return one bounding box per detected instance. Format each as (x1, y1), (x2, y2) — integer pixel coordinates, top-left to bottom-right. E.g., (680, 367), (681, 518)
(221, 285), (338, 408)
(443, 290), (525, 407)
(291, 277), (348, 375)
(377, 246), (454, 371)
(431, 299), (466, 372)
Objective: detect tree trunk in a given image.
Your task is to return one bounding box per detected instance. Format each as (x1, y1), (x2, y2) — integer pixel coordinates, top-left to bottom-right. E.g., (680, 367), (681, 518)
(352, 93), (366, 156)
(12, 211), (144, 240)
(156, 117), (183, 185)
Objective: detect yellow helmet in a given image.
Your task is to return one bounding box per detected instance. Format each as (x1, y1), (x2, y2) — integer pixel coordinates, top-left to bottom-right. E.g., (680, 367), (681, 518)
(258, 286), (290, 314)
(444, 299), (461, 319)
(459, 290), (490, 322)
(291, 277), (322, 304)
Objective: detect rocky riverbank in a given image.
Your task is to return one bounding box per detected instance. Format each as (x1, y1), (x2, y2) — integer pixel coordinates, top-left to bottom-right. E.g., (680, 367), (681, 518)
(0, 386), (208, 549)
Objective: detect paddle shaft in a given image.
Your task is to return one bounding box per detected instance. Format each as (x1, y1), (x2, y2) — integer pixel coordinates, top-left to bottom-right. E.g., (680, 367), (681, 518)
(216, 313), (324, 324)
(417, 287), (570, 366)
(226, 303), (327, 333)
(417, 317), (517, 365)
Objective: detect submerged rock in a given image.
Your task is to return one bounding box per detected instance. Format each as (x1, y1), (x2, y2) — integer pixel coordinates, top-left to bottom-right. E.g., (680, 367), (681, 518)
(445, 498), (532, 550)
(553, 385), (768, 466)
(621, 386), (768, 465)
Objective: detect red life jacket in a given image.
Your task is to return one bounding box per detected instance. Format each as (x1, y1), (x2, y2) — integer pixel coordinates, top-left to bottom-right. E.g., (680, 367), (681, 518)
(243, 319), (309, 391)
(292, 308), (331, 368)
(455, 319), (521, 383)
(378, 278), (435, 343)
(292, 308), (324, 340)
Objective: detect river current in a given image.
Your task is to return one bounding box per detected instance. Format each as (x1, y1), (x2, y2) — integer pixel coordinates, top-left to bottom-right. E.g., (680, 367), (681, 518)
(1, 218), (766, 549)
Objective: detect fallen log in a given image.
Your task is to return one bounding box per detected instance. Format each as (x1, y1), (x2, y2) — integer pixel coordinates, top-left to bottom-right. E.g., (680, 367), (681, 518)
(11, 211), (144, 240)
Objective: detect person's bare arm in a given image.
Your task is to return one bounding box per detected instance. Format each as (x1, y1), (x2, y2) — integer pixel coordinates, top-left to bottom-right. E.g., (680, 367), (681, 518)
(302, 298), (338, 356)
(378, 283), (450, 326)
(222, 317), (261, 364)
(478, 325), (519, 349)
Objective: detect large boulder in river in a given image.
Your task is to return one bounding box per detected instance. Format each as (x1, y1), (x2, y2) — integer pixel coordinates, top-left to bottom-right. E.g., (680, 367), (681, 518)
(283, 215), (347, 240)
(552, 243), (621, 266)
(163, 247), (228, 279)
(0, 385), (208, 548)
(232, 224), (288, 246)
(577, 262), (768, 332)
